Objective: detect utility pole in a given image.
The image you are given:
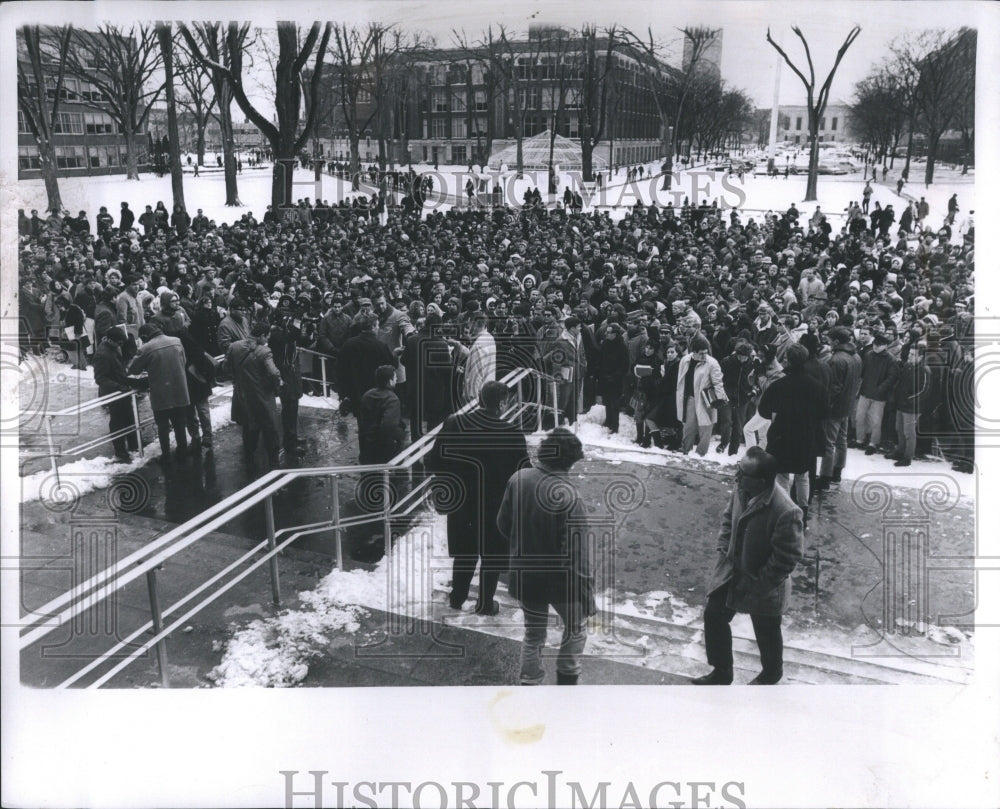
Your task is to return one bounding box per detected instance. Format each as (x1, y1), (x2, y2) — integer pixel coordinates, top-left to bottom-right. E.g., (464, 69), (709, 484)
(767, 29), (783, 174)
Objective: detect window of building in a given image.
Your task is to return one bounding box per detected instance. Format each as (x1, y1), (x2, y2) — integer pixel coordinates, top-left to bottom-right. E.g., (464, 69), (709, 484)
(433, 90), (448, 113)
(422, 146), (428, 161)
(55, 145), (85, 169)
(471, 64), (484, 85)
(795, 117), (802, 131)
(452, 117), (467, 139)
(451, 90), (467, 112)
(794, 135), (801, 144)
(473, 116), (487, 137)
(474, 90), (487, 112)
(18, 110), (30, 134)
(431, 117), (447, 139)
(452, 145), (466, 165)
(831, 116), (838, 131)
(820, 117), (826, 130)
(567, 114), (579, 138)
(565, 89), (581, 110)
(54, 112), (85, 135)
(18, 145), (41, 170)
(85, 112), (114, 135)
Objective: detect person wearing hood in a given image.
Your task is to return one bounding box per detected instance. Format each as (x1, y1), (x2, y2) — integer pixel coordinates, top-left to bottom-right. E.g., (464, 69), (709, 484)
(128, 322), (190, 467)
(816, 327), (862, 490)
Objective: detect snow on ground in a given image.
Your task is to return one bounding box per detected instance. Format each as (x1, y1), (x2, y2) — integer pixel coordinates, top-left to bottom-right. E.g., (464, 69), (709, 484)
(573, 404), (974, 500)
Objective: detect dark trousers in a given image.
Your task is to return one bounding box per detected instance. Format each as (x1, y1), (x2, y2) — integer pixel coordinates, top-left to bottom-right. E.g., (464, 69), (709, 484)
(450, 554), (501, 609)
(716, 399), (752, 453)
(107, 396), (139, 457)
(153, 406), (188, 459)
(704, 581), (784, 680)
(244, 424), (280, 468)
(280, 393), (299, 446)
(603, 390), (622, 433)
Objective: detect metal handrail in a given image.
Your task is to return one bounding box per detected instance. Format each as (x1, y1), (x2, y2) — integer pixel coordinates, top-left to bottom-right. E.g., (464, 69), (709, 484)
(22, 366), (568, 687)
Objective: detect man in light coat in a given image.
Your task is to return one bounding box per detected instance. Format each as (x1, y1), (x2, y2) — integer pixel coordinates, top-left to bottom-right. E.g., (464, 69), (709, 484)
(675, 333), (727, 456)
(543, 315), (586, 425)
(449, 313), (496, 406)
(692, 447), (804, 685)
(128, 323), (190, 466)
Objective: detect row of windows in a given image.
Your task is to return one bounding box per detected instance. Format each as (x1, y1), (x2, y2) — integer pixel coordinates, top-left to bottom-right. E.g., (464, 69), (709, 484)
(43, 76), (109, 103)
(19, 143), (125, 170)
(794, 115), (839, 131)
(18, 108), (120, 135)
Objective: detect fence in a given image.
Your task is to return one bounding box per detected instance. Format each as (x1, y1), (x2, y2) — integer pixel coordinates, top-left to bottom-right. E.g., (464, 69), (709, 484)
(18, 366), (562, 688)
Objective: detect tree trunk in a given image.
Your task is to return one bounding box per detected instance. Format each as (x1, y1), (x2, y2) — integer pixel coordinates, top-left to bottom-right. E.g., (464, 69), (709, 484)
(515, 135), (523, 179)
(804, 133), (820, 201)
(124, 130), (139, 179)
(218, 101), (240, 205)
(272, 156), (296, 208)
(38, 139), (63, 213)
(196, 124), (206, 166)
(924, 133), (939, 185)
(903, 121), (915, 178)
(349, 133), (361, 190)
(158, 25), (186, 210)
(581, 139), (593, 183)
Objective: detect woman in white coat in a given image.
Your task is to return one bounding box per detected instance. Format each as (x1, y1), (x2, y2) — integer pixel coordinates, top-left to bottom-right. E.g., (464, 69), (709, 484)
(675, 333), (727, 456)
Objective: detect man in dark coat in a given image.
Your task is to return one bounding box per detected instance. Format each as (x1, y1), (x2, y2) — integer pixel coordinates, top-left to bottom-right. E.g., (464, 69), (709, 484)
(597, 323), (630, 433)
(756, 344), (827, 519)
(430, 381), (529, 616)
(270, 323), (305, 462)
(401, 311), (452, 441)
(692, 447), (804, 685)
(338, 313), (395, 417)
(315, 293), (352, 392)
(168, 325), (217, 454)
(817, 327), (862, 490)
(92, 329), (139, 462)
(497, 428), (592, 685)
(119, 202), (135, 232)
(357, 365), (405, 464)
(226, 320), (282, 471)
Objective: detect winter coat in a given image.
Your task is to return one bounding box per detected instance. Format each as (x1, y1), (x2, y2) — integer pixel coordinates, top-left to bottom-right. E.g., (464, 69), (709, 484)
(226, 338), (281, 431)
(357, 387), (405, 464)
(338, 331), (395, 413)
(190, 306), (223, 356)
(93, 301), (120, 340)
(708, 483), (803, 617)
(497, 463), (596, 618)
(825, 342), (863, 419)
(858, 349), (899, 402)
(675, 353), (727, 427)
(893, 359), (931, 414)
(460, 331), (497, 403)
(375, 306), (416, 381)
(402, 330), (453, 419)
(176, 330), (217, 403)
(597, 336), (629, 398)
(116, 291), (145, 337)
(720, 354), (757, 405)
(544, 330), (587, 392)
(217, 315), (250, 354)
(316, 311), (352, 356)
(92, 341), (132, 396)
(757, 368), (828, 473)
(429, 410), (530, 559)
(127, 333), (190, 412)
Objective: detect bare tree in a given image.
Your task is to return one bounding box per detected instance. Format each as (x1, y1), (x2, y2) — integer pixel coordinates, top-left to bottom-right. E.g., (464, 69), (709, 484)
(156, 22), (184, 210)
(64, 24), (165, 180)
(894, 28), (976, 185)
(175, 40), (218, 167)
(181, 21), (332, 208)
(851, 67), (907, 166)
(177, 22), (250, 206)
(16, 25), (73, 213)
(576, 24), (620, 182)
(452, 28), (505, 165)
(491, 25), (547, 178)
(766, 25), (861, 201)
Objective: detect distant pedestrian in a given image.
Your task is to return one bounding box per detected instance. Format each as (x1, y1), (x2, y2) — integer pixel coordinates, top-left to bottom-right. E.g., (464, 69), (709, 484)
(498, 428), (593, 685)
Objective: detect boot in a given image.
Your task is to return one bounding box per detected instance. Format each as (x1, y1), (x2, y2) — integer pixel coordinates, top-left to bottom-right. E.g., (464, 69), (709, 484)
(690, 667), (733, 685)
(556, 672), (579, 685)
(748, 671), (782, 685)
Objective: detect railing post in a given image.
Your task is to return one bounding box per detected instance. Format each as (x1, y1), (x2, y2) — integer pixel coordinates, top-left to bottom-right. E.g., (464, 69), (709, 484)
(264, 495), (281, 605)
(382, 469), (392, 561)
(535, 372), (544, 434)
(330, 474), (343, 571)
(131, 392), (144, 457)
(44, 417), (59, 484)
(145, 567), (170, 688)
(552, 378), (561, 428)
(320, 355), (329, 399)
(517, 377), (524, 432)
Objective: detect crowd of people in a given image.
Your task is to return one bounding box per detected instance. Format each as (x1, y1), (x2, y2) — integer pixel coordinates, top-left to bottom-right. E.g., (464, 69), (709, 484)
(18, 176), (974, 488)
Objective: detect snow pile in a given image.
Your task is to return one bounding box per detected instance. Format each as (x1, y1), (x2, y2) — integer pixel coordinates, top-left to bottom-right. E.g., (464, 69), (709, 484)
(210, 516), (451, 687)
(299, 392), (340, 411)
(209, 604), (366, 687)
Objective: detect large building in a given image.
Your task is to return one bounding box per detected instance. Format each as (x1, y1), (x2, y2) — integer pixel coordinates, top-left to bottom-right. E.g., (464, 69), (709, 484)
(315, 26), (682, 170)
(16, 28), (149, 179)
(682, 30), (723, 79)
(776, 102), (854, 145)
